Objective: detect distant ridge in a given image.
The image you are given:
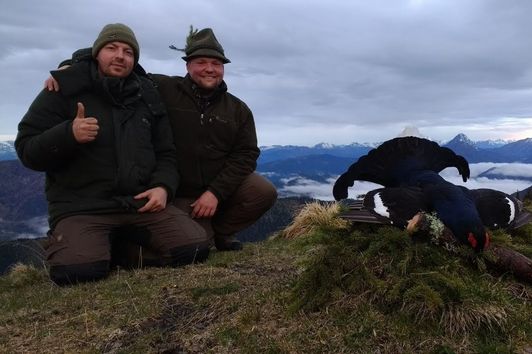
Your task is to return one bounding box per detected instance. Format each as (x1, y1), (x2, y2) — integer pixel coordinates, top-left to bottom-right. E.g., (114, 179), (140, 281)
(258, 134), (532, 165)
(258, 143), (372, 164)
(0, 160), (47, 240)
(443, 135), (531, 163)
(0, 141), (16, 161)
(1, 135), (528, 164)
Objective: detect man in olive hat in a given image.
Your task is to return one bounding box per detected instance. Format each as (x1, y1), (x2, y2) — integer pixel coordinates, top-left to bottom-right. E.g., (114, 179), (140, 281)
(155, 27), (277, 251)
(18, 23), (210, 285)
(45, 26), (277, 252)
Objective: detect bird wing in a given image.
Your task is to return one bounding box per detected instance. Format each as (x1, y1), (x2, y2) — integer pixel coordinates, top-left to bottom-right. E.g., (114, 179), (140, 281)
(363, 187), (428, 228)
(333, 137), (470, 200)
(469, 188), (532, 229)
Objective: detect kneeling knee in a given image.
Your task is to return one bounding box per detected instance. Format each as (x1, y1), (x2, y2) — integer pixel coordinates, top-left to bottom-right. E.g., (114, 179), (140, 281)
(254, 183), (278, 212)
(49, 260), (110, 286)
(168, 243), (210, 266)
(264, 183), (278, 206)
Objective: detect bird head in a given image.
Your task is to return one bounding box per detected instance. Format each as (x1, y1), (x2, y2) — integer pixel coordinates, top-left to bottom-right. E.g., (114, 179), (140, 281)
(434, 192), (490, 252)
(445, 215), (490, 252)
(465, 228), (490, 252)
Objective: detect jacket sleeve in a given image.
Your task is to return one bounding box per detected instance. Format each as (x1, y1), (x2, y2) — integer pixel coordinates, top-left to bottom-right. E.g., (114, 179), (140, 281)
(15, 90), (80, 171)
(208, 102), (260, 201)
(57, 47), (92, 68)
(59, 47), (148, 77)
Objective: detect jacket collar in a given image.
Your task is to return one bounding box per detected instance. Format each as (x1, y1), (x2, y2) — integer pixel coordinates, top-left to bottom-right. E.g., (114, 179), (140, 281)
(51, 60), (141, 105)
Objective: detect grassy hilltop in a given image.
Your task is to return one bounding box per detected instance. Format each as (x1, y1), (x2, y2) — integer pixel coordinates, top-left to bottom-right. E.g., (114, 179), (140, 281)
(1, 201), (531, 353)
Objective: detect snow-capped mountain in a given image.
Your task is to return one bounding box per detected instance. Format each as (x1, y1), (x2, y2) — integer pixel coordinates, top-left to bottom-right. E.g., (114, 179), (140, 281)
(258, 142), (373, 164)
(442, 135), (531, 163)
(475, 139), (513, 149)
(258, 134), (531, 165)
(0, 141), (16, 161)
(1, 133), (530, 164)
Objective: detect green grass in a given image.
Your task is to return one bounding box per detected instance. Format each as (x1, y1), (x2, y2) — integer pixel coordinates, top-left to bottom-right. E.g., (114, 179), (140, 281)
(286, 222), (531, 352)
(1, 204), (531, 353)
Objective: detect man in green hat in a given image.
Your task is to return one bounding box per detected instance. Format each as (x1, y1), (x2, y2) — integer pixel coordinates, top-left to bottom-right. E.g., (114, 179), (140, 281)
(18, 23), (210, 285)
(158, 27), (278, 251)
(45, 26), (277, 252)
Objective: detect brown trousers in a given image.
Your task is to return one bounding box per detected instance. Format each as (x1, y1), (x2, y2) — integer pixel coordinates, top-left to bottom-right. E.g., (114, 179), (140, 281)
(173, 173), (278, 243)
(46, 173), (276, 284)
(46, 205), (209, 285)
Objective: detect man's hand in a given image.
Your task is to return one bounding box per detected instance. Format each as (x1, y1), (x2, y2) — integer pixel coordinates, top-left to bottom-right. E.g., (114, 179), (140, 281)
(72, 103), (99, 143)
(44, 65), (70, 91)
(135, 187), (168, 213)
(190, 190), (219, 218)
(45, 76), (60, 92)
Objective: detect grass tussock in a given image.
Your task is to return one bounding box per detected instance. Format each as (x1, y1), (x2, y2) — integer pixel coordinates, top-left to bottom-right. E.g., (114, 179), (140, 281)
(288, 216), (532, 351)
(5, 263), (49, 287)
(279, 201), (350, 239)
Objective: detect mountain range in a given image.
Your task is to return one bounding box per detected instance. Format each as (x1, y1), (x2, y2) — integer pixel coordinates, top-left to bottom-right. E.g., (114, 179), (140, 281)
(0, 141), (16, 161)
(259, 134), (531, 165)
(1, 134), (530, 164)
(0, 133), (530, 242)
(257, 134), (532, 187)
(443, 134), (532, 163)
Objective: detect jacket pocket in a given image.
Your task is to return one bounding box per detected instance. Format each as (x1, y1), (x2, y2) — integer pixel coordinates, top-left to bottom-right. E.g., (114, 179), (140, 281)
(206, 113), (237, 149)
(133, 115), (154, 148)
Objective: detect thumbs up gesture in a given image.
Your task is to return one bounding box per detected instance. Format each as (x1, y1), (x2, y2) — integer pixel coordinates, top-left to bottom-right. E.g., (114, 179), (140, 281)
(72, 102), (99, 143)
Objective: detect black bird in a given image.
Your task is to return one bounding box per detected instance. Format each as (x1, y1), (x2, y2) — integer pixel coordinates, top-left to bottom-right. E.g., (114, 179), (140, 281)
(333, 137), (531, 251)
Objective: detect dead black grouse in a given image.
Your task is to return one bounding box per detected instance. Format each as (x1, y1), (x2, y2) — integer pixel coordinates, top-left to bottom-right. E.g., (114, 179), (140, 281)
(333, 136), (531, 251)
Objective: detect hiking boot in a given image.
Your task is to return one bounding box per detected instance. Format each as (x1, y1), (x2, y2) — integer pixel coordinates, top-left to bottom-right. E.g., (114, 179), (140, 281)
(215, 236), (243, 251)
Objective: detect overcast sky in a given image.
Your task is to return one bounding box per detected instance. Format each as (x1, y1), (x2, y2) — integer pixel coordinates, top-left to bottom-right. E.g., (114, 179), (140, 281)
(2, 0), (532, 146)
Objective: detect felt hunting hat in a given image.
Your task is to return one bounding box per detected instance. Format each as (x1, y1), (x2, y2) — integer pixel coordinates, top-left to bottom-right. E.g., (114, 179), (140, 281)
(181, 28), (230, 64)
(92, 23), (139, 63)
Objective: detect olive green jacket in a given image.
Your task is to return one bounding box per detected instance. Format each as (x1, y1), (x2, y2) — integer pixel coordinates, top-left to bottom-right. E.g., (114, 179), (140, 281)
(152, 74), (259, 201)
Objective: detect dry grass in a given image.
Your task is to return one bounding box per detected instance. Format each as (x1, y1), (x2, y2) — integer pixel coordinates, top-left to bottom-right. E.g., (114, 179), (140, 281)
(1, 202), (531, 353)
(0, 241), (305, 353)
(279, 201), (350, 239)
(441, 302), (509, 335)
(5, 263), (49, 287)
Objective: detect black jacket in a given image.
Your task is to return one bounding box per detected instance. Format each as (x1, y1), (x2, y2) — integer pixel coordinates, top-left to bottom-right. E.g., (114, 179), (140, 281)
(152, 74), (260, 201)
(56, 48), (260, 201)
(15, 61), (177, 228)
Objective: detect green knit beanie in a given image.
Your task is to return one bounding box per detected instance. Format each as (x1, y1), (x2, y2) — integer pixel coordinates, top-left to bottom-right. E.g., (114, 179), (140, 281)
(92, 23), (139, 63)
(180, 28), (230, 64)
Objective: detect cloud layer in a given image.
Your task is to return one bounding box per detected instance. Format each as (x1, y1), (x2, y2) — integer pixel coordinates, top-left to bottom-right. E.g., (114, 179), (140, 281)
(2, 0), (532, 145)
(280, 163), (532, 200)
